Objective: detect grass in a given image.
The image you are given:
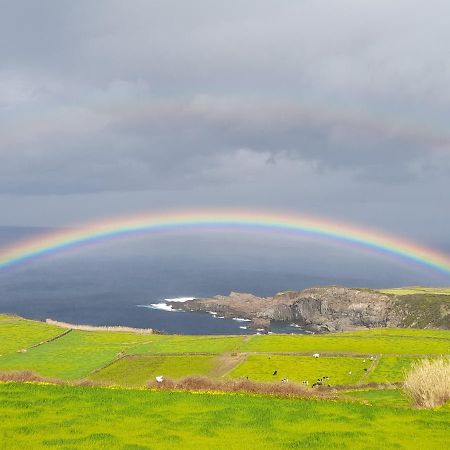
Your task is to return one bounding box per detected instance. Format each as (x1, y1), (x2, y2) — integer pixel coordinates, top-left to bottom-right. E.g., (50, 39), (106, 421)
(1, 315), (450, 447)
(90, 355), (217, 386)
(365, 356), (419, 383)
(1, 382), (449, 449)
(227, 355), (368, 385)
(0, 314), (63, 356)
(0, 330), (153, 379)
(242, 329), (450, 355)
(344, 389), (410, 408)
(394, 294), (450, 328)
(128, 335), (246, 354)
(377, 287), (450, 296)
(1, 317), (449, 385)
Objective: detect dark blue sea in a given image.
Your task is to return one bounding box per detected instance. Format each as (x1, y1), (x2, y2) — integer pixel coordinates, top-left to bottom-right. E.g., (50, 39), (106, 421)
(0, 227), (448, 334)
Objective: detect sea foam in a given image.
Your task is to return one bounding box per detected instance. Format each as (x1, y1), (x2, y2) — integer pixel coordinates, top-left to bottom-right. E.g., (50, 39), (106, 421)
(137, 303), (180, 312)
(137, 296), (195, 313)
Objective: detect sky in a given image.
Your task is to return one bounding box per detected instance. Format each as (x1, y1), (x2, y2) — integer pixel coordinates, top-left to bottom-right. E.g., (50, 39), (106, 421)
(1, 0), (450, 247)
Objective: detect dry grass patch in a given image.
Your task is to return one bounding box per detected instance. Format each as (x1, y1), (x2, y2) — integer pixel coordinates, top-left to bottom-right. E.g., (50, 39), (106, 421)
(147, 375), (338, 399)
(404, 357), (450, 408)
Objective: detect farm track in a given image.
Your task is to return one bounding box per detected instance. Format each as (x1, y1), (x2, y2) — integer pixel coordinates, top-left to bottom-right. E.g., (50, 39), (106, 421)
(211, 353), (248, 377)
(357, 354), (381, 385)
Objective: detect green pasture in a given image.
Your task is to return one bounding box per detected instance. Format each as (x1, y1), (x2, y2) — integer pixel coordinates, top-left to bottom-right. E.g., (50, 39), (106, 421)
(344, 389), (410, 408)
(0, 329), (152, 379)
(1, 382), (449, 450)
(1, 315), (449, 388)
(366, 356), (420, 384)
(0, 314), (63, 356)
(90, 355), (217, 386)
(228, 355), (368, 385)
(242, 329), (450, 354)
(128, 334), (245, 354)
(377, 287), (450, 296)
(342, 327), (450, 338)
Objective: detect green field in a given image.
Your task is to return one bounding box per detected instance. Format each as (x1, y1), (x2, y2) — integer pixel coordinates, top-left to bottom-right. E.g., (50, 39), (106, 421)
(377, 287), (450, 296)
(241, 329), (450, 355)
(228, 355), (368, 385)
(344, 388), (411, 408)
(0, 314), (64, 356)
(90, 355), (217, 386)
(128, 334), (246, 354)
(1, 314), (450, 448)
(0, 329), (154, 379)
(1, 315), (449, 386)
(365, 356), (421, 384)
(1, 382), (449, 449)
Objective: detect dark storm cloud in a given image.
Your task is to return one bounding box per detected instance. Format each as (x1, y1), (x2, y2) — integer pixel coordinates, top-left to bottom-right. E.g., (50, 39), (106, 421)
(1, 0), (450, 196)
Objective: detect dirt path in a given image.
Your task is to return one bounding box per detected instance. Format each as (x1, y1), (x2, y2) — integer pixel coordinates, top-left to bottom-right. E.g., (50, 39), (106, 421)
(357, 354), (382, 385)
(210, 353), (248, 378)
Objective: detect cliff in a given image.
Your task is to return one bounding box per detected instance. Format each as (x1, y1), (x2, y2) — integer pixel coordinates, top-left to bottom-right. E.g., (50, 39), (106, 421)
(169, 286), (450, 332)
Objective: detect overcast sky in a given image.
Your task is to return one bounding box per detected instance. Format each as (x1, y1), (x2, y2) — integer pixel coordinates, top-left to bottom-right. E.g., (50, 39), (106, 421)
(1, 0), (450, 245)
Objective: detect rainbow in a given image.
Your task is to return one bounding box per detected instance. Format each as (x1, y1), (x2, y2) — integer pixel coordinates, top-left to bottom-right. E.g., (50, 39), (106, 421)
(1, 209), (450, 276)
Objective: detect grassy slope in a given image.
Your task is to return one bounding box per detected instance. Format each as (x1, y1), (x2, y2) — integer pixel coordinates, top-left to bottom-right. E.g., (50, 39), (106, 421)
(242, 330), (450, 354)
(0, 315), (63, 356)
(344, 389), (411, 408)
(377, 287), (450, 296)
(90, 355), (217, 386)
(227, 355), (368, 385)
(394, 294), (450, 328)
(366, 356), (421, 383)
(128, 335), (246, 354)
(1, 315), (450, 448)
(1, 383), (449, 450)
(1, 316), (449, 386)
(0, 330), (153, 379)
(376, 288), (450, 328)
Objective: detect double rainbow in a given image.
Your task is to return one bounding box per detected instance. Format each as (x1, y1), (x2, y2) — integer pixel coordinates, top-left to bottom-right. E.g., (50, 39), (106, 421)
(1, 209), (450, 276)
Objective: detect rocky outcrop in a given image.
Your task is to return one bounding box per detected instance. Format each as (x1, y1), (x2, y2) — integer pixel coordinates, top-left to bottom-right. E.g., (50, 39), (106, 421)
(169, 286), (449, 332)
(285, 287), (399, 332)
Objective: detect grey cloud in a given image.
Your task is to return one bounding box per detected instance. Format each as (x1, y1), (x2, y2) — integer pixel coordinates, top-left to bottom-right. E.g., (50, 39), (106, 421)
(1, 92), (449, 194)
(0, 0), (450, 201)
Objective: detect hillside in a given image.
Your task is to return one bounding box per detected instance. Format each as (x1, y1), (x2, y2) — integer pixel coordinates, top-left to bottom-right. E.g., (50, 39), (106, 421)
(0, 314), (450, 449)
(1, 383), (450, 450)
(0, 313), (449, 385)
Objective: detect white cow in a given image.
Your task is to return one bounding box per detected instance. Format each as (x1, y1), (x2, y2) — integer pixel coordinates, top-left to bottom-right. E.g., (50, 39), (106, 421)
(313, 353), (320, 358)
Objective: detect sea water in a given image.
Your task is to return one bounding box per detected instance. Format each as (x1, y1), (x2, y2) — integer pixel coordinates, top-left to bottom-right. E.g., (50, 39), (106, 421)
(0, 227), (440, 334)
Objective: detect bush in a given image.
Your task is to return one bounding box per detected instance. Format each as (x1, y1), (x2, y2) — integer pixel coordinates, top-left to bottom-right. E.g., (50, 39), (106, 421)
(404, 357), (450, 408)
(146, 376), (338, 399)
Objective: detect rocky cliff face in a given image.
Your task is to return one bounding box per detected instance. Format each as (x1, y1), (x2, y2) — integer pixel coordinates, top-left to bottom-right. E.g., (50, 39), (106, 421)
(277, 287), (399, 332)
(170, 286), (449, 332)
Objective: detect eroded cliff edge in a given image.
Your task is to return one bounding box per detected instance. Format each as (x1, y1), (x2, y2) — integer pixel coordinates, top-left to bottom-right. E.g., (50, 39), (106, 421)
(168, 287), (450, 332)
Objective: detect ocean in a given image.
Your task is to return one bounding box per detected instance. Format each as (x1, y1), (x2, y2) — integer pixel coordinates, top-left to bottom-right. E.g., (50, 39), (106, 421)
(0, 227), (447, 334)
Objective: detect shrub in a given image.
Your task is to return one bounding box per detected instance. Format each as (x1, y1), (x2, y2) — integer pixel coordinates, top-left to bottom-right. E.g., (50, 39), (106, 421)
(146, 376), (338, 399)
(404, 357), (450, 408)
(0, 371), (110, 387)
(0, 370), (64, 384)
